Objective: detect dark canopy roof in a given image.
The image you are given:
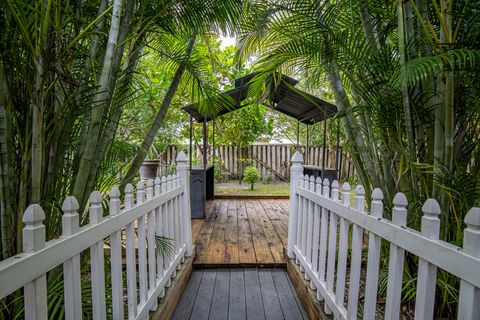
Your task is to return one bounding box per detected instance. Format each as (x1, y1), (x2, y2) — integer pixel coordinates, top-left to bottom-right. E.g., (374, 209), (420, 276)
(183, 73), (338, 124)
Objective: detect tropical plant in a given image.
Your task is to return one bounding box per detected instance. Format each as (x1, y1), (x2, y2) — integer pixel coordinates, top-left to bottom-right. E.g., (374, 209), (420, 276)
(244, 166), (260, 191)
(236, 0), (480, 315)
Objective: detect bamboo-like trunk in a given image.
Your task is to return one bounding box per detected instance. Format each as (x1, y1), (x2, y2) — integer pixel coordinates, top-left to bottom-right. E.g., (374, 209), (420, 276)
(0, 62), (14, 259)
(120, 34), (197, 189)
(398, 1), (419, 198)
(82, 0), (137, 201)
(72, 0), (123, 207)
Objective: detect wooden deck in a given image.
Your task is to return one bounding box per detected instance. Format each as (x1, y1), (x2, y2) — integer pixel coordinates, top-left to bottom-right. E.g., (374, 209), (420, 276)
(172, 268), (307, 320)
(191, 199), (290, 266)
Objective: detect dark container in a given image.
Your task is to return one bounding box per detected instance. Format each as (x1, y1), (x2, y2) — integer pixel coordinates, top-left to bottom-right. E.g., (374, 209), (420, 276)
(139, 160), (160, 180)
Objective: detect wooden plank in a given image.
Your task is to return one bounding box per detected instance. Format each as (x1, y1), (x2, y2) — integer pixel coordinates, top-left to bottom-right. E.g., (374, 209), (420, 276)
(245, 201), (275, 265)
(171, 268), (202, 320)
(195, 201), (219, 264)
(262, 200), (288, 246)
(190, 270), (217, 320)
(229, 268), (247, 320)
(205, 201), (229, 264)
(192, 219), (205, 243)
(244, 269), (266, 320)
(209, 269), (230, 320)
(237, 201), (257, 264)
(286, 255), (329, 320)
(224, 200), (240, 264)
(272, 269), (306, 320)
(253, 201), (285, 264)
(258, 269), (284, 320)
(154, 253), (196, 320)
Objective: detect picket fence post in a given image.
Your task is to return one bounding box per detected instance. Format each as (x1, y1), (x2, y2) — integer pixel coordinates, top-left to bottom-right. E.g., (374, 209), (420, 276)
(287, 151), (303, 258)
(89, 191), (106, 320)
(175, 151), (190, 246)
(384, 193), (408, 320)
(62, 197), (82, 320)
(457, 207), (480, 318)
(363, 188), (383, 319)
(413, 199), (441, 319)
(23, 204), (47, 320)
(124, 183), (138, 319)
(347, 185), (365, 319)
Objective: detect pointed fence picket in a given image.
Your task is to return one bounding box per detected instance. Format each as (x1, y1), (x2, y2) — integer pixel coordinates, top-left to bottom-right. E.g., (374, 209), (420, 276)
(0, 152), (192, 320)
(288, 151), (480, 320)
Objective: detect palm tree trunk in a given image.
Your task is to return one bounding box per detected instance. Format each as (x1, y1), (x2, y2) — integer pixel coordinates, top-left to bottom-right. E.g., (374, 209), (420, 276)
(120, 34), (197, 190)
(72, 0), (123, 207)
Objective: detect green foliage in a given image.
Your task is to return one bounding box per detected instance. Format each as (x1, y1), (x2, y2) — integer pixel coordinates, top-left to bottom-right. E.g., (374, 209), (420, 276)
(243, 166), (260, 190)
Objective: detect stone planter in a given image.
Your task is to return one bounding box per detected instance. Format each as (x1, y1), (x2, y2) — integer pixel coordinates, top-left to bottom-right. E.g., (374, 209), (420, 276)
(139, 160), (160, 180)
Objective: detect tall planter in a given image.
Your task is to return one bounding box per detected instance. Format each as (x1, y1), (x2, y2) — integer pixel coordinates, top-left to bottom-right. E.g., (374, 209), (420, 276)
(139, 160), (160, 180)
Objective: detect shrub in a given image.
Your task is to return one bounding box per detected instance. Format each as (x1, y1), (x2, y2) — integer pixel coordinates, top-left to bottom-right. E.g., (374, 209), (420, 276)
(243, 166), (260, 191)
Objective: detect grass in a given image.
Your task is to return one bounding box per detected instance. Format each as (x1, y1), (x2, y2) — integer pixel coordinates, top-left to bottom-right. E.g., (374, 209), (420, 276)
(215, 180), (290, 195)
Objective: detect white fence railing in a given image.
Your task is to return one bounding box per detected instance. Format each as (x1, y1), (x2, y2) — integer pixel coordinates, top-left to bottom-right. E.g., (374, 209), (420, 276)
(0, 151), (192, 320)
(287, 151), (480, 320)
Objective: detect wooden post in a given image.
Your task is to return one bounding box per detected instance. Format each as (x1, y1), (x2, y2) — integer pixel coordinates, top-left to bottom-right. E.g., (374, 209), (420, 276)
(61, 197), (82, 320)
(124, 184), (138, 319)
(325, 180), (339, 304)
(305, 175), (315, 282)
(347, 185), (365, 319)
(385, 192), (408, 320)
(108, 187), (124, 319)
(319, 178), (330, 282)
(177, 151), (193, 256)
(89, 191), (106, 320)
(154, 177), (166, 298)
(288, 151), (303, 258)
(23, 204), (47, 320)
(136, 181), (148, 305)
(311, 177), (322, 292)
(295, 173), (304, 265)
(146, 179), (158, 310)
(414, 199), (440, 319)
(335, 182), (351, 311)
(458, 207), (480, 318)
(363, 188), (384, 319)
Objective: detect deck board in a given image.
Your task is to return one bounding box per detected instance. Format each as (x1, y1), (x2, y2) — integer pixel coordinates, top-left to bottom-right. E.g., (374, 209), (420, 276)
(173, 268), (305, 320)
(194, 199), (289, 266)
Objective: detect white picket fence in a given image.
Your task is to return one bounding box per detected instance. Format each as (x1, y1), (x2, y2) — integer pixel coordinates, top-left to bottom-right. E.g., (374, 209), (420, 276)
(0, 152), (193, 320)
(287, 151), (480, 320)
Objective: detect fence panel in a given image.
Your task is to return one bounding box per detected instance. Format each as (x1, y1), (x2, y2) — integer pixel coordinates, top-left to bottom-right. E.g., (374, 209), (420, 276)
(158, 144), (354, 181)
(288, 150), (480, 320)
(0, 152), (192, 320)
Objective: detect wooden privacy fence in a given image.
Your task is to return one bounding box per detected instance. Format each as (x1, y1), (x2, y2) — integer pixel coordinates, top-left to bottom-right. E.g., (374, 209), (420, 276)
(158, 143), (355, 181)
(287, 151), (480, 319)
(0, 152), (192, 320)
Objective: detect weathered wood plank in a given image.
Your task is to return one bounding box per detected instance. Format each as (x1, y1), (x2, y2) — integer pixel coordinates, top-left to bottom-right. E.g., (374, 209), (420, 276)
(209, 269), (230, 320)
(195, 201), (219, 264)
(272, 269), (306, 320)
(237, 201), (257, 264)
(229, 268), (247, 320)
(224, 201), (239, 264)
(190, 270), (217, 320)
(205, 201), (229, 264)
(245, 201), (275, 265)
(253, 201), (285, 264)
(258, 269), (285, 320)
(244, 268), (266, 320)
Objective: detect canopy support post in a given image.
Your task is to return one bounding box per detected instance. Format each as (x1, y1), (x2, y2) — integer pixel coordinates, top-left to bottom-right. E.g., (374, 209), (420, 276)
(321, 118), (327, 180)
(335, 118), (340, 180)
(296, 121), (300, 150)
(189, 115), (193, 171)
(306, 124), (309, 165)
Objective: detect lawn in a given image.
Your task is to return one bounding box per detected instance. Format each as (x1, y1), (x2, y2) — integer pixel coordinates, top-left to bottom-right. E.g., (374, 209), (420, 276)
(215, 180), (290, 195)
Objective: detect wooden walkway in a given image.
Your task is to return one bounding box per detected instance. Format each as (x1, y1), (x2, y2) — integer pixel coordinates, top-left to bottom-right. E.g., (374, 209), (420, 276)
(191, 199), (290, 266)
(172, 268), (307, 320)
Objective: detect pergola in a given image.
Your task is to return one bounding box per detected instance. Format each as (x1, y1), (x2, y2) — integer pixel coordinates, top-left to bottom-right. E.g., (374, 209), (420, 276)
(183, 73), (340, 217)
